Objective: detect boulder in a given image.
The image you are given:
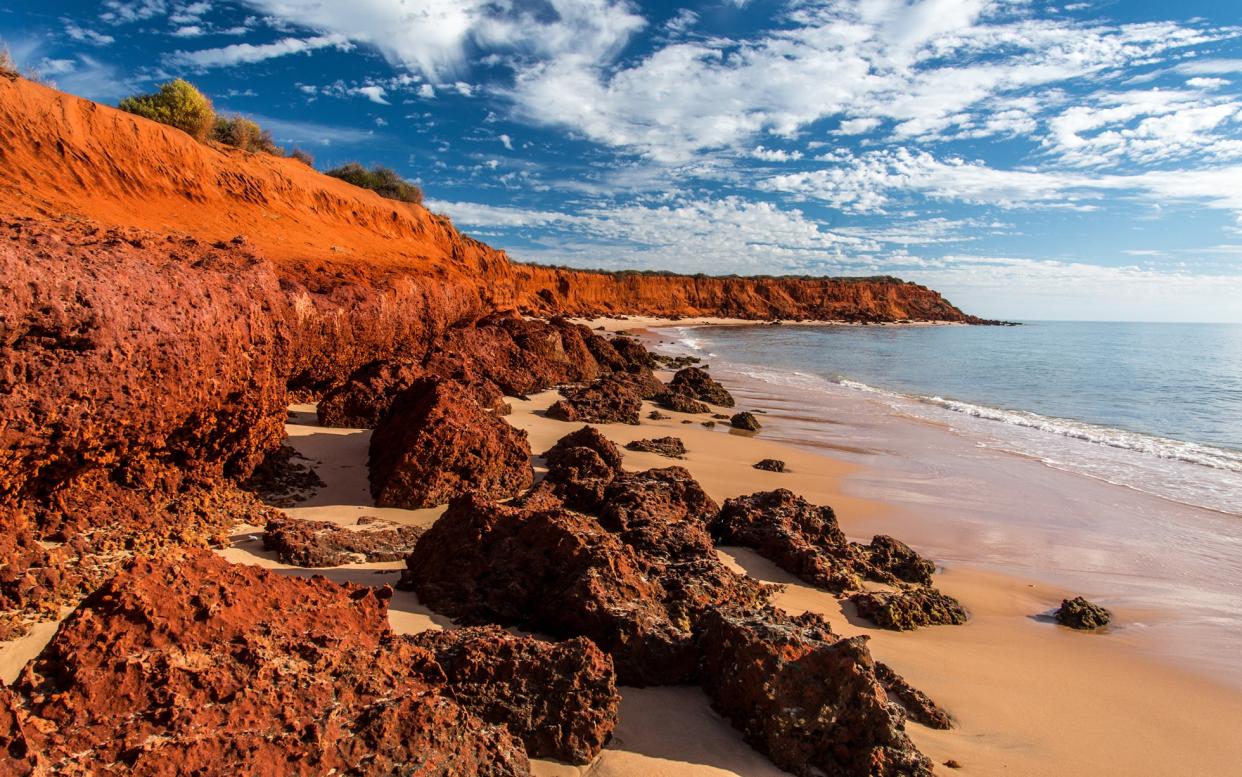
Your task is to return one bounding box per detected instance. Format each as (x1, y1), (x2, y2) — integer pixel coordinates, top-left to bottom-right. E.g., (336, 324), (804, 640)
(730, 411), (762, 431)
(238, 444), (325, 506)
(547, 378), (642, 425)
(1055, 596), (1111, 630)
(534, 426), (626, 512)
(850, 588), (969, 631)
(697, 607), (934, 777)
(647, 410), (671, 420)
(369, 378), (533, 509)
(624, 437), (688, 459)
(753, 458), (786, 472)
(863, 535), (936, 587)
(655, 392), (710, 414)
(9, 549), (533, 775)
(668, 367), (735, 407)
(411, 626), (620, 763)
(712, 489), (859, 592)
(319, 359), (511, 429)
(263, 516), (424, 567)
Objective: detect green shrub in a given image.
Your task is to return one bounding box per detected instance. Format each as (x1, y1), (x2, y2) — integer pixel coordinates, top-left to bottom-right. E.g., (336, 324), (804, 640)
(288, 148), (314, 166)
(118, 79), (216, 141)
(325, 162), (423, 204)
(213, 115), (278, 154)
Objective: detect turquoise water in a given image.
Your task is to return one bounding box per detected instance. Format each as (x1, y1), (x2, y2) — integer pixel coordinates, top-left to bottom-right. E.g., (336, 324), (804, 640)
(665, 321), (1242, 515)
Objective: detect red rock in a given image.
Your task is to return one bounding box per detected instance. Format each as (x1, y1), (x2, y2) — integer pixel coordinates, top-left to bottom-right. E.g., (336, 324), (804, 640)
(864, 535), (936, 587)
(263, 516), (425, 566)
(547, 378), (642, 425)
(411, 626), (620, 763)
(402, 494), (769, 686)
(668, 367), (735, 407)
(369, 378), (533, 509)
(654, 392), (711, 414)
(624, 437), (687, 458)
(875, 662), (953, 730)
(697, 607), (934, 777)
(10, 549), (532, 775)
(850, 588), (970, 631)
(713, 489), (861, 593)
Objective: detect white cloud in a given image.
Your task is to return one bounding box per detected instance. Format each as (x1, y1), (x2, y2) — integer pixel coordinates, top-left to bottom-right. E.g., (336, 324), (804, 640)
(100, 0), (168, 24)
(763, 148), (1242, 219)
(749, 146), (803, 162)
(171, 25), (205, 37)
(355, 85), (390, 104)
(499, 133), (513, 150)
(235, 0), (645, 79)
(63, 20), (116, 45)
(418, 83), (436, 98)
(505, 1), (1239, 161)
(167, 33), (353, 68)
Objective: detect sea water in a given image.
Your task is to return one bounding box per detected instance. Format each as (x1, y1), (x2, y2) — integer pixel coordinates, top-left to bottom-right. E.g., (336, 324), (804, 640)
(649, 320), (1242, 686)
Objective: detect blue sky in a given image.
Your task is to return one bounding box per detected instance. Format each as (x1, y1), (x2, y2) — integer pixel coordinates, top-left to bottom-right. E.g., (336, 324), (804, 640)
(3, 1), (1242, 321)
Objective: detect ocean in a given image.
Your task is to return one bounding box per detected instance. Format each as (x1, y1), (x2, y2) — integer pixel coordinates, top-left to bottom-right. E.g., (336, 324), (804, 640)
(647, 320), (1242, 686)
(659, 321), (1242, 516)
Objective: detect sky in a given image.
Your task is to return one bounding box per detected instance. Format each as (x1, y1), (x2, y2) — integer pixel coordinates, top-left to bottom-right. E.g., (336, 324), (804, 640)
(3, 1), (1242, 322)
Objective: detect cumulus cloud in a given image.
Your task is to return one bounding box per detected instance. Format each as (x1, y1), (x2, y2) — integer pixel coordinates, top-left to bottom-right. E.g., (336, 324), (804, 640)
(234, 0), (644, 79)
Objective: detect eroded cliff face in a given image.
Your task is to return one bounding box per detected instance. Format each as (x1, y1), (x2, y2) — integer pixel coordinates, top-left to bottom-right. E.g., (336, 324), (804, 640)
(513, 265), (982, 323)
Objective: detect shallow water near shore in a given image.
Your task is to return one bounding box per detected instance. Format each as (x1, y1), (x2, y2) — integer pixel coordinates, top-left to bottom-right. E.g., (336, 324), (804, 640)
(647, 321), (1242, 690)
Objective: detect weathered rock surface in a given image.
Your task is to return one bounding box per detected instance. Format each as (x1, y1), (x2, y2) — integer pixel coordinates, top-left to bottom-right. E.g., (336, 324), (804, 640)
(532, 426), (625, 513)
(851, 589), (970, 631)
(730, 411), (763, 431)
(369, 378), (533, 509)
(403, 493), (769, 686)
(264, 516), (425, 567)
(713, 489), (859, 593)
(624, 437), (687, 459)
(668, 367), (735, 407)
(410, 626), (620, 763)
(697, 607), (934, 777)
(655, 392), (711, 414)
(1055, 596), (1111, 630)
(863, 535), (936, 587)
(547, 378), (642, 425)
(753, 458), (786, 472)
(9, 550), (534, 775)
(317, 359), (428, 427)
(875, 662), (953, 730)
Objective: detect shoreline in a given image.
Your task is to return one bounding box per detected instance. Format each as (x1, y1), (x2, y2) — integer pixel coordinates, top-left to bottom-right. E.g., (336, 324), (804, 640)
(572, 315), (974, 332)
(501, 387), (1242, 776)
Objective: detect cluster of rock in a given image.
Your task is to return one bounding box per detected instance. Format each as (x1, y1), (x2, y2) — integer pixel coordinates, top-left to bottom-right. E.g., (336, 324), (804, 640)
(624, 436), (687, 458)
(0, 550), (619, 774)
(1055, 596), (1112, 630)
(398, 426), (952, 774)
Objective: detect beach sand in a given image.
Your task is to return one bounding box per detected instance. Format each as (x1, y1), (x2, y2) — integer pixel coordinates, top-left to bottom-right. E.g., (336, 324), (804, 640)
(4, 379), (1240, 776)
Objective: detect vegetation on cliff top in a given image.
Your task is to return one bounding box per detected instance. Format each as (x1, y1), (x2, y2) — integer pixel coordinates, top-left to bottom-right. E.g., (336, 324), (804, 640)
(325, 163), (424, 204)
(118, 78), (312, 161)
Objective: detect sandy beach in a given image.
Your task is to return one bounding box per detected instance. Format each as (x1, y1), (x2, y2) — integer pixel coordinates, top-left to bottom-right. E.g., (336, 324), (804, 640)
(6, 367), (1239, 776)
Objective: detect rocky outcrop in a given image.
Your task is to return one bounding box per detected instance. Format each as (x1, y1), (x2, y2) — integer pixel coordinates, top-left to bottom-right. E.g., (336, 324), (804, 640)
(655, 392), (711, 414)
(712, 489), (859, 592)
(696, 607), (934, 777)
(402, 492), (770, 686)
(730, 411), (763, 431)
(6, 550), (537, 775)
(515, 265), (985, 323)
(625, 437), (687, 458)
(1055, 596), (1111, 630)
(239, 444), (325, 506)
(410, 626), (620, 763)
(668, 367), (735, 407)
(753, 458), (786, 472)
(851, 589), (970, 631)
(547, 378), (642, 425)
(369, 379), (533, 509)
(263, 516), (425, 566)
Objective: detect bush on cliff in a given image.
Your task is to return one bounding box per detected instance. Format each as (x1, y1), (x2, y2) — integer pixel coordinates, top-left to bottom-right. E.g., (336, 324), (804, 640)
(326, 162), (423, 204)
(0, 47), (19, 79)
(213, 115), (278, 154)
(118, 79), (216, 141)
(288, 147), (315, 166)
